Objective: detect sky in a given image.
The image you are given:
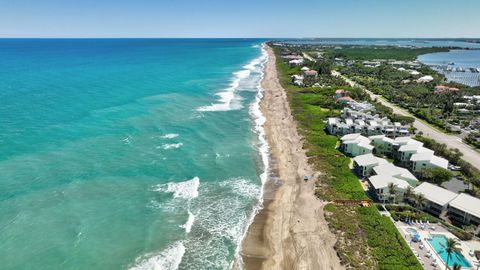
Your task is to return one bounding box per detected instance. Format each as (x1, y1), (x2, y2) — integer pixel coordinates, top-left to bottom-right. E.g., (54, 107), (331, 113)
(1, 0), (479, 38)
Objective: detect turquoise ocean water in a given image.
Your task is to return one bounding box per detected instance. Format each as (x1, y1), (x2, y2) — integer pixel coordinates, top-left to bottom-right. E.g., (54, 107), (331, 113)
(0, 39), (268, 270)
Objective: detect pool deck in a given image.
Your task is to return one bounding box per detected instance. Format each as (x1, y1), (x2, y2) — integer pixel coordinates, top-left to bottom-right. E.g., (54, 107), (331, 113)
(395, 221), (480, 269)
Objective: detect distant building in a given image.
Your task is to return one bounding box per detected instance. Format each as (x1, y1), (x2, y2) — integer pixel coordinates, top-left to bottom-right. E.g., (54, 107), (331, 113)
(353, 153), (388, 177)
(291, 74), (304, 86)
(335, 96), (353, 104)
(326, 102), (410, 138)
(289, 59), (304, 66)
(303, 69), (318, 78)
(334, 89), (347, 100)
(416, 75), (434, 83)
(339, 133), (373, 156)
(434, 85), (460, 94)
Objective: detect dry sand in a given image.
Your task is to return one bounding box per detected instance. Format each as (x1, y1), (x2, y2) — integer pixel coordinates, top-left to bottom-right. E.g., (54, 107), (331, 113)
(239, 46), (344, 270)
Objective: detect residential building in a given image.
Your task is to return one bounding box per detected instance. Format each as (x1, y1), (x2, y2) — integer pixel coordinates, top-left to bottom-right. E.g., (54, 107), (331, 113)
(416, 75), (434, 83)
(368, 175), (411, 203)
(336, 96), (353, 104)
(410, 152), (449, 172)
(397, 142), (434, 166)
(339, 133), (373, 156)
(434, 85), (460, 94)
(413, 182), (457, 216)
(303, 69), (318, 78)
(353, 153), (388, 177)
(448, 194), (480, 226)
(372, 163), (418, 187)
(369, 135), (394, 155)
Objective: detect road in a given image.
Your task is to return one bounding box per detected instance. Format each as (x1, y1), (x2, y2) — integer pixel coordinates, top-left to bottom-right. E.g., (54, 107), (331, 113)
(332, 70), (480, 170)
(302, 52), (316, 62)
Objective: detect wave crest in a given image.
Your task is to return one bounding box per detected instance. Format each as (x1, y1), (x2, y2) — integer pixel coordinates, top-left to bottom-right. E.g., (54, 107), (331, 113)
(197, 46), (267, 112)
(154, 177), (200, 200)
(161, 134), (179, 139)
(129, 242), (186, 270)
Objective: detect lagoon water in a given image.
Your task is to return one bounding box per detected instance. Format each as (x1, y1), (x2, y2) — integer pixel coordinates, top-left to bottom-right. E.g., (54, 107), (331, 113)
(0, 39), (267, 270)
(418, 50), (480, 87)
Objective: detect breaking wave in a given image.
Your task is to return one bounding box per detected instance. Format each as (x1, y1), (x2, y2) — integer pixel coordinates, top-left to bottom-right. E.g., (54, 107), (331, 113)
(129, 242), (186, 270)
(197, 47), (267, 112)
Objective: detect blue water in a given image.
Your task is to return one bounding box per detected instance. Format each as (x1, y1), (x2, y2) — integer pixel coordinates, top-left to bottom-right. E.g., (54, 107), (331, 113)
(428, 234), (471, 268)
(0, 39), (268, 270)
(418, 50), (480, 87)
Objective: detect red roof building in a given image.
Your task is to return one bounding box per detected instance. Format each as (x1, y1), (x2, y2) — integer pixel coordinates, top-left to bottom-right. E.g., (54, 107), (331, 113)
(434, 85), (460, 94)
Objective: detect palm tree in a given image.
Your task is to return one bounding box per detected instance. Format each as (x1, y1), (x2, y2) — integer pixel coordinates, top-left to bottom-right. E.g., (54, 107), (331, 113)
(452, 263), (462, 270)
(388, 183), (398, 204)
(441, 238), (462, 270)
(415, 194), (426, 210)
(404, 186), (414, 204)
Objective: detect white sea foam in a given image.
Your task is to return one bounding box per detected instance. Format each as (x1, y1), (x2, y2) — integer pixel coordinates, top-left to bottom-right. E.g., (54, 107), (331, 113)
(129, 241), (186, 270)
(232, 43), (270, 269)
(180, 211), (195, 233)
(197, 49), (266, 112)
(161, 143), (183, 150)
(154, 177), (200, 200)
(160, 133), (179, 139)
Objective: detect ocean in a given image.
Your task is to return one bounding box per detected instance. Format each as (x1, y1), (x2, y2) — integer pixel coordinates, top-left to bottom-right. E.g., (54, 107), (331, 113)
(0, 39), (268, 270)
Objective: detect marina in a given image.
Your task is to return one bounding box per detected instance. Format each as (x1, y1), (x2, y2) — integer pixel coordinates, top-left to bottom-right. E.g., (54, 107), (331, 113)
(418, 49), (480, 87)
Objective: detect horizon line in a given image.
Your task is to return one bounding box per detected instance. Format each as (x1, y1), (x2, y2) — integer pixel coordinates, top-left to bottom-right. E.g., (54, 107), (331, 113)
(0, 37), (479, 39)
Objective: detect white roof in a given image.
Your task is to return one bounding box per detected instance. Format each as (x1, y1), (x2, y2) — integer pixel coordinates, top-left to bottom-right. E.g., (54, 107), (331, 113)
(353, 154), (388, 166)
(394, 136), (416, 145)
(410, 153), (448, 169)
(372, 163), (417, 182)
(398, 143), (424, 152)
(414, 182), (457, 206)
(369, 135), (385, 140)
(369, 175), (411, 190)
(301, 66), (310, 71)
(327, 118), (338, 125)
(449, 193), (480, 219)
(341, 133), (361, 141)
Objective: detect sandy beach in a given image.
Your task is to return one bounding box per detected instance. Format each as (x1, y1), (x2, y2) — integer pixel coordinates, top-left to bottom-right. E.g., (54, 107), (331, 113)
(240, 45), (343, 270)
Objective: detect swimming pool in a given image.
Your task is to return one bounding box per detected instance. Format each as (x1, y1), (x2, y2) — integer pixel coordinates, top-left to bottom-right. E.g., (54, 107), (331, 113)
(427, 234), (471, 268)
(406, 227), (418, 234)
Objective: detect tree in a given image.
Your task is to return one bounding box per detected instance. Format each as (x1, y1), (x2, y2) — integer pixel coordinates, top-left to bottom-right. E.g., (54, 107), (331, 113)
(388, 183), (398, 204)
(414, 194), (426, 210)
(404, 186), (414, 203)
(452, 263), (462, 270)
(417, 168), (453, 185)
(441, 238), (462, 270)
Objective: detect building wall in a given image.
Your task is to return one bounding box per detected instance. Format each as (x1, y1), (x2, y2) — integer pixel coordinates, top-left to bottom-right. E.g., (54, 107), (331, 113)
(448, 206), (480, 226)
(410, 161), (438, 172)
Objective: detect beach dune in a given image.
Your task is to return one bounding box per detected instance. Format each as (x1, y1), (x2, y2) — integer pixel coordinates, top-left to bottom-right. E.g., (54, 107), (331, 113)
(240, 45), (343, 270)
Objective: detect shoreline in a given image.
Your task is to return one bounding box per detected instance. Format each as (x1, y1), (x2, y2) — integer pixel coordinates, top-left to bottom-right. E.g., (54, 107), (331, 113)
(239, 45), (343, 269)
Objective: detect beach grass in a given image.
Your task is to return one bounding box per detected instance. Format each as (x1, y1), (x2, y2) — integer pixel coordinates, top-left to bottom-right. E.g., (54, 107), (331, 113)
(273, 46), (422, 270)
